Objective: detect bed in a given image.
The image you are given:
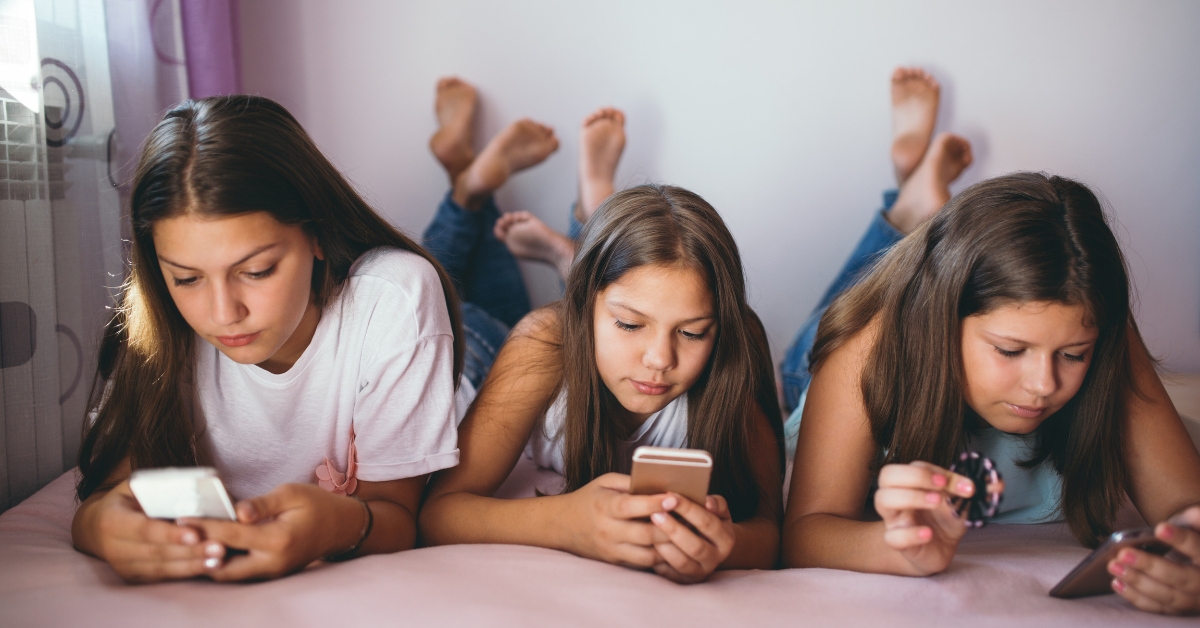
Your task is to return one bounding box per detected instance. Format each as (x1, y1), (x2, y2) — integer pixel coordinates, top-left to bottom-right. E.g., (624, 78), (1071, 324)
(1, 454), (1194, 628)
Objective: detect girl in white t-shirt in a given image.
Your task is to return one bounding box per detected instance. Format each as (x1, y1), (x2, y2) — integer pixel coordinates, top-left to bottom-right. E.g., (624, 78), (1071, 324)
(71, 96), (464, 583)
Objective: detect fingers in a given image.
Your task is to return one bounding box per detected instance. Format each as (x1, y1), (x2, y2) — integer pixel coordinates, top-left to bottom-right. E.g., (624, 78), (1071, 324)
(1108, 548), (1200, 614)
(883, 525), (934, 550)
(1159, 520), (1200, 563)
(875, 487), (949, 513)
(181, 518), (264, 551)
(611, 543), (660, 570)
(653, 540), (706, 582)
(235, 485), (299, 523)
(1169, 505), (1200, 529)
(592, 473), (632, 493)
(666, 494), (733, 551)
(883, 462), (975, 498)
(118, 557), (213, 584)
(612, 493), (672, 521)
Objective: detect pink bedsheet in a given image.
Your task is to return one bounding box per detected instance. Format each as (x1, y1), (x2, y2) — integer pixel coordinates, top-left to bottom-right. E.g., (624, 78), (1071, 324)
(0, 459), (1191, 627)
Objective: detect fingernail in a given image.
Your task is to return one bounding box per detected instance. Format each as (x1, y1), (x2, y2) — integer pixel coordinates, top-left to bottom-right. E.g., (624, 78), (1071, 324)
(919, 528), (932, 540)
(1157, 523), (1175, 540)
(1109, 562), (1126, 577)
(1119, 550), (1137, 566)
(238, 503), (257, 522)
(204, 557), (220, 570)
(931, 474), (947, 488)
(181, 531), (199, 545)
(1112, 578), (1126, 593)
(651, 513), (667, 525)
(205, 542), (223, 557)
(956, 480), (975, 496)
(661, 496), (678, 510)
(925, 492), (940, 504)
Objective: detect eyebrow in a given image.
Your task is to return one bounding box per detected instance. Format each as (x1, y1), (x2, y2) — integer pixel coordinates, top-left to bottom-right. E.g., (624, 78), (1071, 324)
(158, 243), (280, 272)
(610, 301), (715, 325)
(983, 331), (1095, 348)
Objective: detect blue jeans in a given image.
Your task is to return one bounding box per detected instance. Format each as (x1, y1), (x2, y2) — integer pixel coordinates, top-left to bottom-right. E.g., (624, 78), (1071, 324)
(780, 191), (904, 414)
(424, 192), (533, 389)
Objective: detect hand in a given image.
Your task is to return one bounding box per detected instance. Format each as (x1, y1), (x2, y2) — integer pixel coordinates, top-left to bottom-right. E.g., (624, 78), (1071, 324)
(1108, 505), (1200, 615)
(77, 481), (218, 583)
(564, 473), (673, 569)
(874, 461), (977, 575)
(649, 493), (736, 583)
(181, 483), (365, 582)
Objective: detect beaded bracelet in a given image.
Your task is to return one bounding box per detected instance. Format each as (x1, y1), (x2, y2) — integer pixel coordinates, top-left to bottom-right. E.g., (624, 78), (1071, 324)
(325, 497), (373, 562)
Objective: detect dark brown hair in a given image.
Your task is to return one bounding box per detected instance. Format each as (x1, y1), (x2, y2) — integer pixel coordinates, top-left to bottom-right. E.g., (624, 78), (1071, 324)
(811, 172), (1134, 546)
(559, 184), (784, 522)
(77, 96), (463, 500)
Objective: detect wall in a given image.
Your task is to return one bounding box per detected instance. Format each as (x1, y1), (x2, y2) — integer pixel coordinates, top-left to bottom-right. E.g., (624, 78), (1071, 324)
(239, 0), (1200, 372)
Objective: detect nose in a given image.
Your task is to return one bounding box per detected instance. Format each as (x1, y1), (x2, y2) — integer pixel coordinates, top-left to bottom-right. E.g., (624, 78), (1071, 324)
(210, 280), (247, 327)
(642, 330), (676, 372)
(1022, 352), (1058, 399)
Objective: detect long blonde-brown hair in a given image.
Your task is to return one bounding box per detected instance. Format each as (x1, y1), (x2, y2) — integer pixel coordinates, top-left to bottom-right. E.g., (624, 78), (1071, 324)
(811, 172), (1134, 546)
(559, 185), (783, 521)
(77, 96), (463, 500)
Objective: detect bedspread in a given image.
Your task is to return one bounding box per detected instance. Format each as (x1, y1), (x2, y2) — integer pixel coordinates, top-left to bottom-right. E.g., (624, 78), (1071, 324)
(0, 458), (1192, 628)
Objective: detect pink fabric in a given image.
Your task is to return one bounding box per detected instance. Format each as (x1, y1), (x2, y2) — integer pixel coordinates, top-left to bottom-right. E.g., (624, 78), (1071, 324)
(0, 461), (1188, 627)
(315, 427), (358, 495)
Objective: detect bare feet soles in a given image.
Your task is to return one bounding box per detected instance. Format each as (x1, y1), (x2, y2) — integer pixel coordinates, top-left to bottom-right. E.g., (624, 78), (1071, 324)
(430, 77), (478, 183)
(888, 132), (973, 234)
(890, 67), (940, 185)
(577, 107), (626, 222)
(494, 211), (575, 280)
(453, 119), (559, 209)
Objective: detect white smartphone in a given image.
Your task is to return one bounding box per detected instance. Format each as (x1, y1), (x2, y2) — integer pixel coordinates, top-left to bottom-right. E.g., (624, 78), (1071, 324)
(1049, 526), (1191, 598)
(629, 446), (713, 505)
(129, 467), (237, 521)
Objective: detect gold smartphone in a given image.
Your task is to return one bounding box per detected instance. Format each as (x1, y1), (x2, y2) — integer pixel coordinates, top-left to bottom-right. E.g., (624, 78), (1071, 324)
(1049, 527), (1190, 598)
(629, 446), (712, 504)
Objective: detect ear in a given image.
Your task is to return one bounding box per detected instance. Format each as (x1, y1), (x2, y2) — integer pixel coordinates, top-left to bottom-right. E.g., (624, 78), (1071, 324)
(310, 234), (325, 261)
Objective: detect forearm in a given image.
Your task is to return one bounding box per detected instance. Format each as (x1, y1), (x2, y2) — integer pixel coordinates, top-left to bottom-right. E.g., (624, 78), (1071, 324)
(420, 492), (575, 551)
(355, 499), (418, 556)
(782, 513), (923, 575)
(720, 516), (779, 569)
(71, 491), (108, 556)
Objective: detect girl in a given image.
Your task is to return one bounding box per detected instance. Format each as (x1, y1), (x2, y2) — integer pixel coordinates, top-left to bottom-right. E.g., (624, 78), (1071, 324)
(71, 96), (465, 583)
(418, 182), (784, 583)
(780, 166), (1200, 613)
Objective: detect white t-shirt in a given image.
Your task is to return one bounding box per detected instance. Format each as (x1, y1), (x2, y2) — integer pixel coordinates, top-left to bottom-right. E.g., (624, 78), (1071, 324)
(194, 248), (460, 500)
(524, 389), (688, 475)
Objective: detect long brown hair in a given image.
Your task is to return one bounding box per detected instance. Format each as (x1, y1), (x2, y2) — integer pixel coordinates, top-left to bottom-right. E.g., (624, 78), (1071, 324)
(559, 185), (784, 522)
(77, 96), (463, 500)
(811, 172), (1134, 546)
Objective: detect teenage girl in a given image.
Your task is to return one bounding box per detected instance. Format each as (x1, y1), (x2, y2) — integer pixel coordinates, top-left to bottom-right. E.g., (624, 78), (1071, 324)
(781, 69), (1200, 616)
(71, 96), (465, 583)
(416, 78), (784, 583)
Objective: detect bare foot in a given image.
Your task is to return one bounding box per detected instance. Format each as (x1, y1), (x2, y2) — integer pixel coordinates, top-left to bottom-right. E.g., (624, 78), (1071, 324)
(429, 77), (478, 183)
(577, 107), (626, 222)
(887, 132), (973, 233)
(453, 119), (559, 209)
(890, 67), (940, 185)
(494, 211), (575, 280)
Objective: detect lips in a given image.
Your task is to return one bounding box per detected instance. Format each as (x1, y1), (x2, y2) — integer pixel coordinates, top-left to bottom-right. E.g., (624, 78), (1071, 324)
(1006, 403), (1047, 419)
(630, 380), (671, 395)
(215, 332), (260, 348)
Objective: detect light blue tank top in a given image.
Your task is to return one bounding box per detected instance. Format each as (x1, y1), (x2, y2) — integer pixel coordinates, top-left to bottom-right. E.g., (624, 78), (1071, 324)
(784, 393), (1064, 524)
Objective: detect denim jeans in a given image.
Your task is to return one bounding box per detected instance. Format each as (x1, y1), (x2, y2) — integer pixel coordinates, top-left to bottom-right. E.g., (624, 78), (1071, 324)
(780, 191), (904, 414)
(423, 192), (533, 389)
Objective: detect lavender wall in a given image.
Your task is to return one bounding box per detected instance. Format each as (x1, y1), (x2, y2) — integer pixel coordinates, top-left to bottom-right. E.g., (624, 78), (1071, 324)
(239, 0), (1200, 373)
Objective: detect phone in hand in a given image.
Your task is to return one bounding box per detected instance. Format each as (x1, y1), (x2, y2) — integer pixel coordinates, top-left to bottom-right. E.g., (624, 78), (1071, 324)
(1049, 526), (1191, 598)
(129, 467), (237, 521)
(629, 446), (712, 505)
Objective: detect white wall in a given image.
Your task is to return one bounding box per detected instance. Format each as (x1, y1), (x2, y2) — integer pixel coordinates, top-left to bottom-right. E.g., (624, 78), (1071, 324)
(240, 0), (1200, 372)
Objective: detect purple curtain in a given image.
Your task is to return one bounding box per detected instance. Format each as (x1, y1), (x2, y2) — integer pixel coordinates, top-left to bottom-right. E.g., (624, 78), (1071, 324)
(181, 0), (242, 98)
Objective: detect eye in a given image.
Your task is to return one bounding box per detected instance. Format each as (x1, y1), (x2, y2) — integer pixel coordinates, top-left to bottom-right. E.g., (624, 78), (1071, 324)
(1061, 351), (1087, 363)
(994, 346), (1022, 358)
(172, 276), (198, 287)
(246, 265), (276, 280)
(680, 329), (707, 341)
(614, 319), (641, 332)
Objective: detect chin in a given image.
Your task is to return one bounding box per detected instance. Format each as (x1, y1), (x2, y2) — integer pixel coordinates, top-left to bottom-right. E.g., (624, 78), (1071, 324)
(981, 414), (1046, 435)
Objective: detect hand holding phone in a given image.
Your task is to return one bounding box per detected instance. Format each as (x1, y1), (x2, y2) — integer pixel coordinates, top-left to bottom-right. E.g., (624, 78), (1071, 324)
(629, 446), (712, 504)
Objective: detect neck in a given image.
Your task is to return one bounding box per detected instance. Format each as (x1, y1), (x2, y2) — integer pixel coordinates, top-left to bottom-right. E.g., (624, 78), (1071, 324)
(257, 301), (321, 374)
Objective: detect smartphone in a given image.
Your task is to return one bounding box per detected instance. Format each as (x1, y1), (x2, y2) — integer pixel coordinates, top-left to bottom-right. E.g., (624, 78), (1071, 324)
(1049, 527), (1190, 598)
(129, 467), (237, 521)
(629, 446), (712, 505)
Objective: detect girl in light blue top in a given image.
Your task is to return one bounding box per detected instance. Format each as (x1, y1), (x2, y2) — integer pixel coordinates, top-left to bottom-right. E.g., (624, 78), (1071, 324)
(780, 68), (1200, 617)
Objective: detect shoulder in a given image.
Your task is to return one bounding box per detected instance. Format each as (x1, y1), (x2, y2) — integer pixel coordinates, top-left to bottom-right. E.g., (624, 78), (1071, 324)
(340, 247), (451, 341)
(510, 304), (562, 346)
(818, 314), (881, 377)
